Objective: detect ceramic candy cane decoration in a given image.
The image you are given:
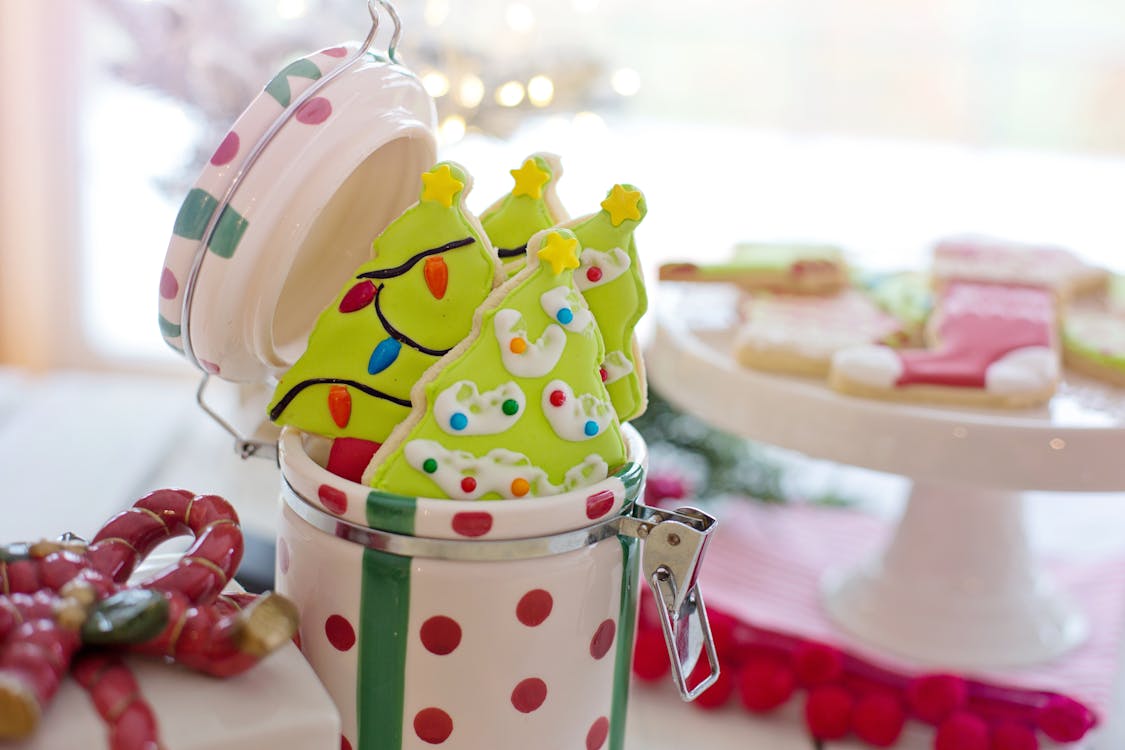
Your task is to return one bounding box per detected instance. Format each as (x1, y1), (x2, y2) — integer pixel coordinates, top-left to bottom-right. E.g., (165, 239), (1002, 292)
(565, 185), (649, 422)
(480, 153), (568, 277)
(366, 228), (626, 499)
(0, 489), (297, 748)
(734, 290), (909, 376)
(268, 162), (504, 481)
(830, 282), (1060, 407)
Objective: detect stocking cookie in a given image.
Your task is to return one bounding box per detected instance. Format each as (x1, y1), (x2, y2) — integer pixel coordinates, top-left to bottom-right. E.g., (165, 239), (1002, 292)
(660, 242), (847, 295)
(1062, 308), (1125, 387)
(565, 184), (649, 422)
(480, 153), (567, 277)
(365, 229), (626, 500)
(267, 162), (503, 478)
(831, 282), (1059, 407)
(933, 236), (1106, 299)
(734, 291), (908, 377)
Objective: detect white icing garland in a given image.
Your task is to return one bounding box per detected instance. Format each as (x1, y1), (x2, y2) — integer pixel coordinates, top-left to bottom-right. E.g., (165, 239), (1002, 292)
(433, 380), (525, 436)
(601, 350), (634, 384)
(403, 440), (609, 499)
(493, 309), (566, 377)
(540, 286), (594, 333)
(575, 247), (631, 291)
(540, 380), (616, 442)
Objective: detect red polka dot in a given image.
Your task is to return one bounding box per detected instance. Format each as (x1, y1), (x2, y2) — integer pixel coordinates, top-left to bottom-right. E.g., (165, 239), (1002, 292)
(277, 537), (290, 574)
(460, 476), (477, 494)
(200, 360), (221, 374)
(210, 130), (240, 166)
(322, 46), (348, 57)
(319, 484), (348, 515)
(296, 97), (332, 124)
(586, 266), (603, 283)
(586, 717), (610, 750)
(549, 389), (566, 407)
(340, 736), (352, 750)
(420, 616), (462, 655)
(451, 511), (492, 537)
(159, 267), (179, 299)
(510, 677), (547, 713)
(589, 619), (616, 659)
(586, 490), (615, 519)
(325, 614), (356, 651)
(516, 589), (553, 626)
(413, 707), (453, 744)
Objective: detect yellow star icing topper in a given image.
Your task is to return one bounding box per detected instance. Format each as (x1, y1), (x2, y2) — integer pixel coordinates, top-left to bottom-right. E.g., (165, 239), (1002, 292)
(421, 164), (464, 208)
(510, 159), (550, 200)
(537, 232), (580, 275)
(600, 184), (642, 227)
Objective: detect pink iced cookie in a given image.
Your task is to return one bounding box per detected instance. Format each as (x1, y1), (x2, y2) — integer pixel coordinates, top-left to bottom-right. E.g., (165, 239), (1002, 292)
(933, 237), (1106, 298)
(830, 282), (1059, 408)
(734, 290), (908, 376)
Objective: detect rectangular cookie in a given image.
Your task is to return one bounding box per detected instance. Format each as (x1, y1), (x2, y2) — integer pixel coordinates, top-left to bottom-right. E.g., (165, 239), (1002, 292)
(659, 242), (847, 295)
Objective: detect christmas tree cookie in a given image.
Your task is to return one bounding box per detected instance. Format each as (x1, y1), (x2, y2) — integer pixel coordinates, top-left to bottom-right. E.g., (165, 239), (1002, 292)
(479, 153), (567, 277)
(565, 184), (649, 422)
(366, 229), (627, 500)
(267, 162), (503, 474)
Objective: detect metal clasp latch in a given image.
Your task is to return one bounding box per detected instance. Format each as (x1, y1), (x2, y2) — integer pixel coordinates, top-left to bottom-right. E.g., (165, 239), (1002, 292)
(620, 505), (719, 701)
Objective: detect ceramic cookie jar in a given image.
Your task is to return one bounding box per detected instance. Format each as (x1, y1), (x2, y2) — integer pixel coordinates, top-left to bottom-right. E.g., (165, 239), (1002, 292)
(158, 9), (718, 750)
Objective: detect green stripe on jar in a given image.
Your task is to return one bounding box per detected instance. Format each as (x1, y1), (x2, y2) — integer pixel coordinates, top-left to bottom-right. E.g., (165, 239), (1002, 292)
(357, 547), (412, 750)
(609, 534), (639, 750)
(366, 489), (418, 535)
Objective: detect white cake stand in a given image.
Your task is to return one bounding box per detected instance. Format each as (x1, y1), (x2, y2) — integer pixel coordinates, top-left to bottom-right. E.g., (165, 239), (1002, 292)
(645, 283), (1125, 669)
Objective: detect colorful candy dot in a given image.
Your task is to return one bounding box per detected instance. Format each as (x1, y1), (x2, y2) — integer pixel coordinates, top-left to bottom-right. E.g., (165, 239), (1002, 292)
(460, 476), (477, 493)
(369, 337), (402, 374)
(325, 614), (356, 651)
(159, 267), (179, 299)
(584, 420), (599, 437)
(510, 478), (530, 497)
(420, 616), (462, 655)
(557, 307), (574, 325)
(501, 399), (519, 415)
(599, 366), (608, 382)
(549, 390), (566, 407)
(509, 337), (528, 354)
(510, 678), (548, 713)
(516, 589), (553, 627)
(586, 266), (603, 283)
(413, 707), (453, 744)
(586, 717), (610, 750)
(339, 280), (377, 313)
(295, 96), (333, 125)
(328, 385), (352, 429)
(451, 511), (493, 537)
(318, 484), (348, 515)
(422, 458), (438, 474)
(590, 619), (616, 660)
(449, 413), (468, 431)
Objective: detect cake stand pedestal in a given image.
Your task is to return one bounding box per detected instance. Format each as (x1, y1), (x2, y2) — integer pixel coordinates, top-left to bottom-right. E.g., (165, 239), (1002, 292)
(646, 284), (1125, 669)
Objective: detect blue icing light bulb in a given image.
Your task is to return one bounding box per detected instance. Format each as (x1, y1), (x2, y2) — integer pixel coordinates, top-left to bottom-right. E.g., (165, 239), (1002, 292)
(583, 420), (599, 436)
(450, 412), (469, 431)
(368, 337), (402, 375)
(557, 307), (574, 325)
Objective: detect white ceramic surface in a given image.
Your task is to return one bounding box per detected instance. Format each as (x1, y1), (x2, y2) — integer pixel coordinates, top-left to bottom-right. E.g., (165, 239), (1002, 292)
(160, 42), (437, 383)
(646, 282), (1124, 668)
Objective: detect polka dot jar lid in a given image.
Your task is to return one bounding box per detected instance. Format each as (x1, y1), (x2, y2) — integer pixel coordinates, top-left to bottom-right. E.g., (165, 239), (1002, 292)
(159, 34), (436, 384)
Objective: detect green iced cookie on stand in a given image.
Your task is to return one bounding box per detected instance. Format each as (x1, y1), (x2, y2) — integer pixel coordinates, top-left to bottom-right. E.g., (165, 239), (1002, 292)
(366, 228), (626, 500)
(564, 184), (649, 422)
(267, 162), (503, 445)
(480, 153), (568, 277)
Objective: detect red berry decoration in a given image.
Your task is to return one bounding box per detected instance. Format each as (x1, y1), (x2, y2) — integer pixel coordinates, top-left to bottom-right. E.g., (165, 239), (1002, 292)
(935, 712), (989, 750)
(852, 692), (906, 747)
(907, 674), (968, 723)
(738, 655), (795, 713)
(632, 629), (670, 683)
(586, 266), (603, 283)
(690, 661), (733, 710)
(1036, 695), (1095, 743)
(548, 389), (566, 407)
(991, 721), (1039, 750)
(792, 641), (844, 686)
(804, 685), (854, 740)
